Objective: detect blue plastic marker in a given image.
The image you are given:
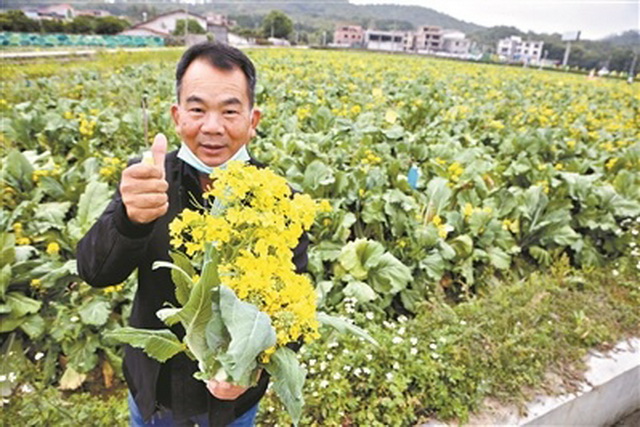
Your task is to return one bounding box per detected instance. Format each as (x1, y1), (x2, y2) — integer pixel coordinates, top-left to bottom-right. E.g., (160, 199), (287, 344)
(408, 164), (421, 189)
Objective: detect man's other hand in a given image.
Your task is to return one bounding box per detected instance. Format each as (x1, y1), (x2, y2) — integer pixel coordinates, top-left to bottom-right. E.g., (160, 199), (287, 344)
(206, 379), (249, 401)
(120, 134), (169, 224)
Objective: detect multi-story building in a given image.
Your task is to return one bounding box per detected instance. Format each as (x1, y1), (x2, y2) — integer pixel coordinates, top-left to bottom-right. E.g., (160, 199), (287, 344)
(497, 36), (544, 63)
(415, 26), (443, 52)
(364, 29), (405, 51)
(333, 25), (364, 47)
(441, 30), (471, 55)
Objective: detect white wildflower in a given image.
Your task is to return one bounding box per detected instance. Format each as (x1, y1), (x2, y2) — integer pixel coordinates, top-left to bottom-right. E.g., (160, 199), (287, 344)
(365, 311), (374, 320)
(392, 336), (403, 344)
(410, 337), (418, 346)
(70, 316), (79, 323)
(20, 384), (34, 394)
(366, 354), (373, 361)
(385, 372), (394, 381)
(398, 327), (406, 335)
(429, 343), (437, 350)
(332, 372), (341, 380)
(320, 380), (329, 388)
(398, 315), (408, 323)
(410, 347), (418, 355)
(34, 352), (45, 361)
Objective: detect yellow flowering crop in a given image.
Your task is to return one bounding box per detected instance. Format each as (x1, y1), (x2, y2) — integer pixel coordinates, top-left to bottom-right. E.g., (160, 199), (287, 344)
(169, 162), (323, 351)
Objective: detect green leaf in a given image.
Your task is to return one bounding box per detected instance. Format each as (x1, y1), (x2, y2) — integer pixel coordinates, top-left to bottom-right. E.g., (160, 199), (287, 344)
(264, 347), (306, 426)
(450, 235), (474, 258)
(487, 247), (511, 270)
(5, 292), (42, 318)
(105, 327), (184, 363)
(4, 150), (34, 191)
(19, 314), (45, 339)
(67, 181), (111, 241)
(204, 302), (229, 352)
(67, 334), (99, 373)
(153, 259), (194, 306)
(170, 250), (197, 305)
(175, 246), (220, 363)
(343, 280), (377, 303)
(337, 239), (384, 280)
(424, 177), (452, 216)
(368, 253), (412, 295)
(302, 160), (334, 194)
(218, 286), (276, 385)
(33, 202), (72, 232)
(156, 307), (182, 326)
(316, 312), (378, 346)
(0, 233), (16, 268)
(0, 264), (10, 299)
(78, 299), (110, 326)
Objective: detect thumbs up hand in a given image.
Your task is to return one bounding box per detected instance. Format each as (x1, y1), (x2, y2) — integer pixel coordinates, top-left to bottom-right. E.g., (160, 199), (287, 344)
(120, 134), (169, 224)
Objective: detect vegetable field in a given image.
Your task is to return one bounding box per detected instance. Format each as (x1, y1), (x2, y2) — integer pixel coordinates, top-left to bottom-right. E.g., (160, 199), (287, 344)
(1, 49), (639, 424)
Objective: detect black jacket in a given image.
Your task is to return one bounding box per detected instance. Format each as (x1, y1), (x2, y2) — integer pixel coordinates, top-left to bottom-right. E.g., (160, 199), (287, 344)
(77, 150), (309, 426)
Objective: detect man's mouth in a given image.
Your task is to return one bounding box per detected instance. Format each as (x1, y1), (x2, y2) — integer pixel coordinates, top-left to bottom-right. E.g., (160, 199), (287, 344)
(200, 143), (226, 154)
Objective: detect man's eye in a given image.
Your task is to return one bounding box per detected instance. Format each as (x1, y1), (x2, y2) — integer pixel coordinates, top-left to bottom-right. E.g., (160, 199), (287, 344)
(224, 110), (239, 115)
(189, 108), (204, 114)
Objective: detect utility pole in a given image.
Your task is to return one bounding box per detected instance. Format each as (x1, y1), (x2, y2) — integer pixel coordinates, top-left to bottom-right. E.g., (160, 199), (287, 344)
(629, 51), (638, 84)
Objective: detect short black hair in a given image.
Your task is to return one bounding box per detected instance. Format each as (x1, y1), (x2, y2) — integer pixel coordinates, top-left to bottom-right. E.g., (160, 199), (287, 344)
(175, 42), (257, 108)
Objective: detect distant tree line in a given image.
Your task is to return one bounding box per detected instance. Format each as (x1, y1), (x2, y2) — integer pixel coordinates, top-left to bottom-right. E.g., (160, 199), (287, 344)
(0, 10), (130, 35)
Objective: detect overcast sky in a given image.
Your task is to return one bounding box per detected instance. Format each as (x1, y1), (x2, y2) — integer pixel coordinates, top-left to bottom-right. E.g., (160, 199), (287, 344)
(350, 0), (639, 40)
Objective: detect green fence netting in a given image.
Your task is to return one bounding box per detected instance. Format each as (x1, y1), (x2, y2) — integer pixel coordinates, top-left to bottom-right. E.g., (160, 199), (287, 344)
(0, 32), (165, 48)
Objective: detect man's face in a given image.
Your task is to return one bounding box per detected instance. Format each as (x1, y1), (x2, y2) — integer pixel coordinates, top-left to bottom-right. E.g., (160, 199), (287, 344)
(171, 59), (260, 167)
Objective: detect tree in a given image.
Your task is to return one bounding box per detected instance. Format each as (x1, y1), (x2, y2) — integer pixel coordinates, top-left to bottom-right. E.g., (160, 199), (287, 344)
(0, 10), (39, 32)
(261, 10), (293, 39)
(172, 19), (206, 36)
(67, 16), (97, 34)
(95, 16), (129, 35)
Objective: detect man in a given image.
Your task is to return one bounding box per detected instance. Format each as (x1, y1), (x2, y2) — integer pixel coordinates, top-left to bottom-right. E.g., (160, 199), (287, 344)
(77, 42), (308, 426)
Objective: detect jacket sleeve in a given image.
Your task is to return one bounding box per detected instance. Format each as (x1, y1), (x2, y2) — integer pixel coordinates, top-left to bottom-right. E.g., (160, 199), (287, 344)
(76, 185), (156, 288)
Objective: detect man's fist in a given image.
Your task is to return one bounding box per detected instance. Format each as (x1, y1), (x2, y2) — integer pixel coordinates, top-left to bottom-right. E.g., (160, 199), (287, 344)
(120, 134), (169, 224)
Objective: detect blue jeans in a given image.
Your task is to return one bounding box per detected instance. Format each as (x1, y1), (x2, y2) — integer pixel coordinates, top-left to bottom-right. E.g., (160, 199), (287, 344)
(128, 392), (259, 427)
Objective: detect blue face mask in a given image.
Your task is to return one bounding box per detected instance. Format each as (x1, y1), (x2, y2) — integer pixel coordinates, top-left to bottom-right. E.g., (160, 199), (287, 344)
(177, 143), (251, 174)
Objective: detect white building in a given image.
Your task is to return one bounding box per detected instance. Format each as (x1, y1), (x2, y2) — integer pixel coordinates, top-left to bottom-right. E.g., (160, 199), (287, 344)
(364, 30), (405, 52)
(441, 30), (471, 55)
(120, 9), (206, 37)
(497, 36), (544, 64)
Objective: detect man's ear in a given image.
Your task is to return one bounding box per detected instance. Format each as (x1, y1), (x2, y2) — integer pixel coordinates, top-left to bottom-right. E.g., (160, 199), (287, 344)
(170, 104), (181, 132)
(249, 108), (261, 138)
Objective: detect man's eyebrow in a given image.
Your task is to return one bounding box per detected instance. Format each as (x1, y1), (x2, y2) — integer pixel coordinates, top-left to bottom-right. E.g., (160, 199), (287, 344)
(220, 97), (242, 107)
(185, 95), (205, 104)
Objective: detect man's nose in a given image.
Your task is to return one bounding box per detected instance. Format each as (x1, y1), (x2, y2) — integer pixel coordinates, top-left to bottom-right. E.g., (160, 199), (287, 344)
(201, 112), (224, 134)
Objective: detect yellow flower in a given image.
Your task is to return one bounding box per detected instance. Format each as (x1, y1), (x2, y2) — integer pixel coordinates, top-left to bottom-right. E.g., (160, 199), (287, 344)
(385, 109), (398, 124)
(63, 111), (74, 120)
(17, 237), (31, 245)
(605, 158), (618, 170)
(30, 279), (42, 289)
(463, 203), (474, 217)
(432, 215), (443, 226)
(318, 199), (332, 213)
(46, 242), (60, 255)
(372, 88), (383, 98)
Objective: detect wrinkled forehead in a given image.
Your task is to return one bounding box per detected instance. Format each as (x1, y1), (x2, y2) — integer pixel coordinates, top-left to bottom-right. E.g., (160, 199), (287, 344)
(177, 59), (251, 105)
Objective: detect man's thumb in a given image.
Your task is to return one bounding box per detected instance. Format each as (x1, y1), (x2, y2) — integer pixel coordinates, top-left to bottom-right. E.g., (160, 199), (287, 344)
(151, 133), (167, 176)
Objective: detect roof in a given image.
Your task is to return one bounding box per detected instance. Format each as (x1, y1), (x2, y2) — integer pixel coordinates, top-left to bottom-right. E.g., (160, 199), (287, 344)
(130, 9), (206, 29)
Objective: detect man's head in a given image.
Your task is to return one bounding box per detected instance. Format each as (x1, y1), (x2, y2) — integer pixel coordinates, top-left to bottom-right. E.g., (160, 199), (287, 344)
(171, 42), (261, 167)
